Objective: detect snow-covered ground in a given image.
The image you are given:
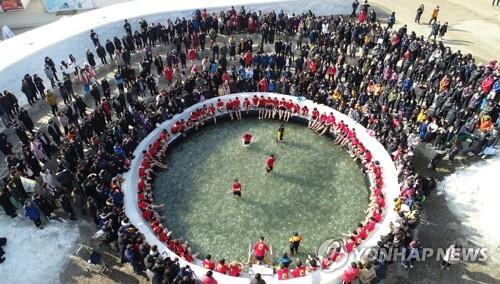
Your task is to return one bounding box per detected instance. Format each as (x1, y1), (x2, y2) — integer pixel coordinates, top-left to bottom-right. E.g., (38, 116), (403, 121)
(437, 156), (500, 263)
(0, 214), (80, 284)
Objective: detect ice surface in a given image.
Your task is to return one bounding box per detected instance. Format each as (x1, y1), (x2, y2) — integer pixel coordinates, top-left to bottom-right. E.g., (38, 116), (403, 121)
(438, 157), (500, 255)
(0, 213), (80, 284)
(0, 0), (350, 106)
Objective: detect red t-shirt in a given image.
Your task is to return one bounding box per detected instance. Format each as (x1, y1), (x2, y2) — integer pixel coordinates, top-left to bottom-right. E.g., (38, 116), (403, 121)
(138, 179), (146, 192)
(216, 101), (224, 110)
(342, 267), (359, 282)
(328, 250), (344, 262)
(202, 276), (218, 284)
(138, 200), (149, 210)
(292, 266), (307, 278)
(258, 97), (266, 106)
(183, 252), (194, 263)
(142, 209), (153, 221)
(358, 228), (368, 240)
(266, 157), (275, 168)
(160, 131), (168, 142)
(372, 210), (382, 222)
(242, 133), (252, 143)
(159, 231), (169, 242)
(202, 259), (215, 270)
(243, 99), (250, 108)
(376, 196), (385, 207)
(312, 110), (320, 119)
(252, 241), (269, 257)
(301, 106), (309, 115)
(233, 98), (241, 108)
(252, 96), (259, 106)
(277, 268), (290, 280)
(228, 264), (242, 276)
(364, 151), (372, 161)
(345, 240), (356, 253)
(232, 182), (242, 192)
(366, 221), (376, 232)
(215, 263), (229, 274)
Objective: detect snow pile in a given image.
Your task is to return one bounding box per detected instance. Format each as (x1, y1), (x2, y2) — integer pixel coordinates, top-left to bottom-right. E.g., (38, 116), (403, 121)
(438, 156), (500, 256)
(0, 214), (80, 284)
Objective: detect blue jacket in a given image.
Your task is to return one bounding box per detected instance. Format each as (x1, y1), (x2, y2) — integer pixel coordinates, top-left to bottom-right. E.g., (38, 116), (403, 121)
(402, 78), (413, 92)
(24, 204), (40, 220)
(124, 248), (137, 263)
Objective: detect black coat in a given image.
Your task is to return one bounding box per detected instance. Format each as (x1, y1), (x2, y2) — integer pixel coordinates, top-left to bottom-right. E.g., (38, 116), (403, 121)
(0, 190), (17, 216)
(105, 41), (115, 54)
(48, 122), (62, 142)
(96, 45), (106, 57)
(18, 110), (34, 131)
(86, 51), (96, 66)
(34, 196), (54, 216)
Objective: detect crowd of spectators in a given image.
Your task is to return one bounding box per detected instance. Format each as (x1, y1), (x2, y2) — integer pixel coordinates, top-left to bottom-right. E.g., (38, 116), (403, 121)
(0, 1), (499, 283)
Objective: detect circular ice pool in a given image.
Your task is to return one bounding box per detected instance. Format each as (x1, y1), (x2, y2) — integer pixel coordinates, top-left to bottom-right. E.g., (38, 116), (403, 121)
(155, 119), (370, 262)
(123, 93), (400, 284)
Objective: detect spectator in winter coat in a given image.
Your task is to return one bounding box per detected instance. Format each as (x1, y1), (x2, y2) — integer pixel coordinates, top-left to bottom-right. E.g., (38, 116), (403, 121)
(60, 194), (76, 220)
(0, 187), (17, 218)
(105, 39), (116, 62)
(24, 200), (43, 229)
(124, 244), (142, 274)
(45, 90), (58, 116)
(18, 107), (34, 133)
(21, 79), (36, 106)
(47, 119), (62, 145)
(86, 49), (96, 67)
(96, 44), (107, 65)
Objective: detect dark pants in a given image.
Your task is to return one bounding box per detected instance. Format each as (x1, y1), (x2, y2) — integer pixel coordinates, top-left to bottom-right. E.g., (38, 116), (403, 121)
(415, 13), (422, 23)
(33, 218), (42, 228)
(50, 104), (58, 116)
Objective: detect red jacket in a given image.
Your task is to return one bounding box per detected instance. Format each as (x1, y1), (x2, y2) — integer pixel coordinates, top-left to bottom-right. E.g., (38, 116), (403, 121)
(188, 49), (197, 61)
(163, 67), (173, 81)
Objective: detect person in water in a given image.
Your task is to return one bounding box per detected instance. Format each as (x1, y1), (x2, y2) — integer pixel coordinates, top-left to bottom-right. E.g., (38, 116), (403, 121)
(277, 124), (285, 142)
(232, 179), (242, 197)
(241, 132), (253, 145)
(265, 154), (276, 173)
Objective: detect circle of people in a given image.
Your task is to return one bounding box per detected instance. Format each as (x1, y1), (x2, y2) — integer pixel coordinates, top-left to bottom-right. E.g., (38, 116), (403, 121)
(0, 1), (497, 283)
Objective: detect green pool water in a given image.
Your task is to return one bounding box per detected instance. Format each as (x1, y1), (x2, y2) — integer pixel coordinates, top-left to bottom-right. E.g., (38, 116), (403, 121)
(155, 118), (370, 263)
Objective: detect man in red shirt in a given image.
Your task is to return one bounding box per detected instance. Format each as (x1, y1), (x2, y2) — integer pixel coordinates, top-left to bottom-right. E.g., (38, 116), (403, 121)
(202, 270), (218, 284)
(342, 262), (359, 284)
(241, 132), (253, 145)
(277, 263), (290, 280)
(232, 179), (242, 197)
(265, 154), (276, 173)
(215, 259), (229, 274)
(202, 254), (215, 270)
(228, 261), (243, 276)
(252, 236), (270, 263)
(291, 261), (307, 278)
